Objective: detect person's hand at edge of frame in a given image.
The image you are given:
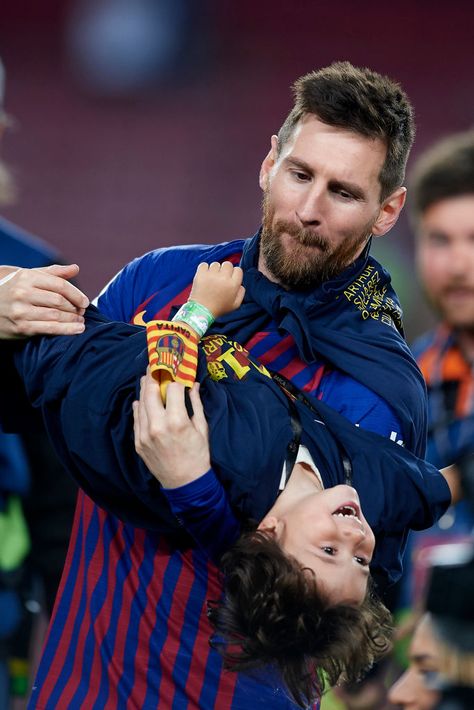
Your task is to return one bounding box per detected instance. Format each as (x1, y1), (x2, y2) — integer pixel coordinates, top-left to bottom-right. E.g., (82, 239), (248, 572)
(0, 263), (89, 339)
(133, 369), (211, 489)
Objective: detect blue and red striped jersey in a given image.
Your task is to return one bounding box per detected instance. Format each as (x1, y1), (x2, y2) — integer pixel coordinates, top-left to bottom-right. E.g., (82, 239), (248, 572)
(30, 237), (408, 709)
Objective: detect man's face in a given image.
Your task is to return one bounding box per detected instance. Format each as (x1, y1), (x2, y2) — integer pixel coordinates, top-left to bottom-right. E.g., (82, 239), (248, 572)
(388, 614), (441, 710)
(258, 115), (403, 290)
(416, 195), (474, 330)
(260, 483), (376, 606)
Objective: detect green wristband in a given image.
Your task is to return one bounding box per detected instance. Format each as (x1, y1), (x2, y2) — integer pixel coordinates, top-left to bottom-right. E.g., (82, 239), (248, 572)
(173, 300), (215, 338)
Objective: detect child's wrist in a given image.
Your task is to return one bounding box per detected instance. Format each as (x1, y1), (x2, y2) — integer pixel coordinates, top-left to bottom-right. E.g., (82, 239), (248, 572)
(172, 300), (215, 338)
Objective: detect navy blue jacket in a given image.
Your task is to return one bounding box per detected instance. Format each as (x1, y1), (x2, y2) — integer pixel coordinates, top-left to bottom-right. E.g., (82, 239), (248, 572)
(12, 306), (450, 588)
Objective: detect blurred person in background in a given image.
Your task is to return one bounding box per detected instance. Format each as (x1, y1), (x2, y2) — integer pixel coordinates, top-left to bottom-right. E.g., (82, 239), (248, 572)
(388, 612), (442, 710)
(382, 129), (474, 710)
(389, 543), (474, 710)
(397, 128), (474, 661)
(0, 57), (79, 707)
(410, 130), (474, 515)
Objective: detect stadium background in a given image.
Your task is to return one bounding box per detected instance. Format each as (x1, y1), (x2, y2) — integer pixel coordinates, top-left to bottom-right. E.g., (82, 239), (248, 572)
(1, 0), (473, 340)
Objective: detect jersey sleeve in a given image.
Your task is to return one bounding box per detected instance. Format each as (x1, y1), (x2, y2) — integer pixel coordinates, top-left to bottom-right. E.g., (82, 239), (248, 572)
(162, 469), (241, 564)
(94, 253), (155, 322)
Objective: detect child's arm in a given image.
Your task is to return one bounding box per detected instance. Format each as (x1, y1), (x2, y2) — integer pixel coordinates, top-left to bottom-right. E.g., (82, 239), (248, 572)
(185, 261), (245, 322)
(146, 262), (244, 402)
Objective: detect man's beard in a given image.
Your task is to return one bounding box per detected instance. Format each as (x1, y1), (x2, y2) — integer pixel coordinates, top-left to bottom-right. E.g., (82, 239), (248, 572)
(260, 193), (374, 291)
(423, 282), (474, 333)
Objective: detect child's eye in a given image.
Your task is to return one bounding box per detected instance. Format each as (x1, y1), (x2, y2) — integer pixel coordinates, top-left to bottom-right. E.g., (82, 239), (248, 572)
(354, 556), (368, 566)
(322, 546), (336, 556)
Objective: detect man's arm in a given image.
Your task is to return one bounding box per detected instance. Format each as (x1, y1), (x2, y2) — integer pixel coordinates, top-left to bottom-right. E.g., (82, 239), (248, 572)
(134, 374), (241, 561)
(0, 263), (89, 338)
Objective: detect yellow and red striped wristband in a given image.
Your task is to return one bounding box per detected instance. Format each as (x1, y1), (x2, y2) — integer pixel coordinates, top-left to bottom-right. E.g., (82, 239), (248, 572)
(146, 320), (199, 387)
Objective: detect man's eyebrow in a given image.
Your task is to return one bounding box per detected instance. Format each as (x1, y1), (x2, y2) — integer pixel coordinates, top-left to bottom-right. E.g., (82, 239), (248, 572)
(283, 157), (366, 200)
(410, 653), (435, 664)
(283, 156), (313, 173)
(424, 229), (449, 239)
(328, 179), (366, 200)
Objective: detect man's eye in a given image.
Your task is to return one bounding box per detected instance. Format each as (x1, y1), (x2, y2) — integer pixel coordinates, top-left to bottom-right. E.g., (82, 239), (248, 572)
(292, 171), (310, 182)
(428, 233), (449, 247)
(419, 670), (441, 688)
(355, 556), (368, 566)
(337, 189), (354, 200)
(322, 546), (336, 555)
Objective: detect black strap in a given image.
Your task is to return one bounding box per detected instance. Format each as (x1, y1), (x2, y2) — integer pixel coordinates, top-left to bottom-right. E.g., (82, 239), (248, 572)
(283, 396), (303, 487)
(270, 370), (353, 486)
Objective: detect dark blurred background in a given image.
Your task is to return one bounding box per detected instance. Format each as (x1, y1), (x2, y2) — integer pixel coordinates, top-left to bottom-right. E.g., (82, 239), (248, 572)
(1, 0), (473, 340)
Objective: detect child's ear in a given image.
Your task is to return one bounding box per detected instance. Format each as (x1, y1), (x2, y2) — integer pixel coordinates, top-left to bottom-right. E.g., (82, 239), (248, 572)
(257, 515), (283, 541)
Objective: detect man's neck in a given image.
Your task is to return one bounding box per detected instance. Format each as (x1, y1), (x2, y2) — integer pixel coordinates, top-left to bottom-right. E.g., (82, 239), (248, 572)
(257, 252), (280, 285)
(455, 328), (474, 365)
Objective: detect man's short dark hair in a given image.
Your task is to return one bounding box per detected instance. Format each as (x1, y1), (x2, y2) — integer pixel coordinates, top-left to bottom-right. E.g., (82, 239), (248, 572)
(208, 530), (392, 708)
(409, 130), (474, 223)
(277, 61), (415, 202)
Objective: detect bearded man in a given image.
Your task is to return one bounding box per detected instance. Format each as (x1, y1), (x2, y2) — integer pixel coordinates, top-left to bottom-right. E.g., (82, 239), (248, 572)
(0, 62), (426, 709)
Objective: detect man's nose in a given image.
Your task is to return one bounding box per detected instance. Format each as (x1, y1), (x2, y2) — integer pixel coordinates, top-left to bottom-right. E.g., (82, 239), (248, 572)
(295, 186), (324, 226)
(387, 669), (415, 707)
(447, 241), (474, 277)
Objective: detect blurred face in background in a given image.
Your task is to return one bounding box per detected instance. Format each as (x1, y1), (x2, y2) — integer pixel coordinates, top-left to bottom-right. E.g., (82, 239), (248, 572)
(388, 614), (441, 710)
(416, 195), (474, 331)
(0, 72), (16, 207)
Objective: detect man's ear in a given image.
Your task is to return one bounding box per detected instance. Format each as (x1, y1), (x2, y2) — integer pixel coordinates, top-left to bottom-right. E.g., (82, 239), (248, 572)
(259, 135), (279, 191)
(372, 187), (407, 238)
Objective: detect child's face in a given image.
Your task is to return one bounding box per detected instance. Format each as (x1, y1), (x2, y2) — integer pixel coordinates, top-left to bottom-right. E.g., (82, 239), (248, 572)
(263, 484), (375, 606)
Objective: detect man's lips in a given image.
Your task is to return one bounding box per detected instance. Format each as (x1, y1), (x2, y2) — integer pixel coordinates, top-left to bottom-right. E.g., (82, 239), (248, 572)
(282, 231), (327, 251)
(442, 287), (474, 300)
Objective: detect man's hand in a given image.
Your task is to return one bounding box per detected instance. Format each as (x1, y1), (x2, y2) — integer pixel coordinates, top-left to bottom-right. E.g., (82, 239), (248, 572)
(0, 263), (89, 339)
(133, 371), (211, 489)
(189, 261), (245, 318)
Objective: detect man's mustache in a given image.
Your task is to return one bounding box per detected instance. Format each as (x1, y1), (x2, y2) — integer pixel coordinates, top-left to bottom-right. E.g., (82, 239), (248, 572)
(275, 220), (329, 252)
(441, 282), (474, 293)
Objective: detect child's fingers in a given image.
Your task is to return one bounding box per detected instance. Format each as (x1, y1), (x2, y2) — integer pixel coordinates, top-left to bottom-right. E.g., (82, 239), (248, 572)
(231, 266), (243, 286)
(195, 262), (209, 275)
(219, 261), (234, 275)
(233, 285), (246, 309)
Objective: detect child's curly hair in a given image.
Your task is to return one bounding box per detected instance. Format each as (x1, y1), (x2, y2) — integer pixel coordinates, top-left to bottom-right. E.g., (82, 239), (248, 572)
(207, 529), (393, 708)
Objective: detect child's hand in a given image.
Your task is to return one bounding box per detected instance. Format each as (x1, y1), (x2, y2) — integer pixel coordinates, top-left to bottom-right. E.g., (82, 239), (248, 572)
(189, 262), (245, 318)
